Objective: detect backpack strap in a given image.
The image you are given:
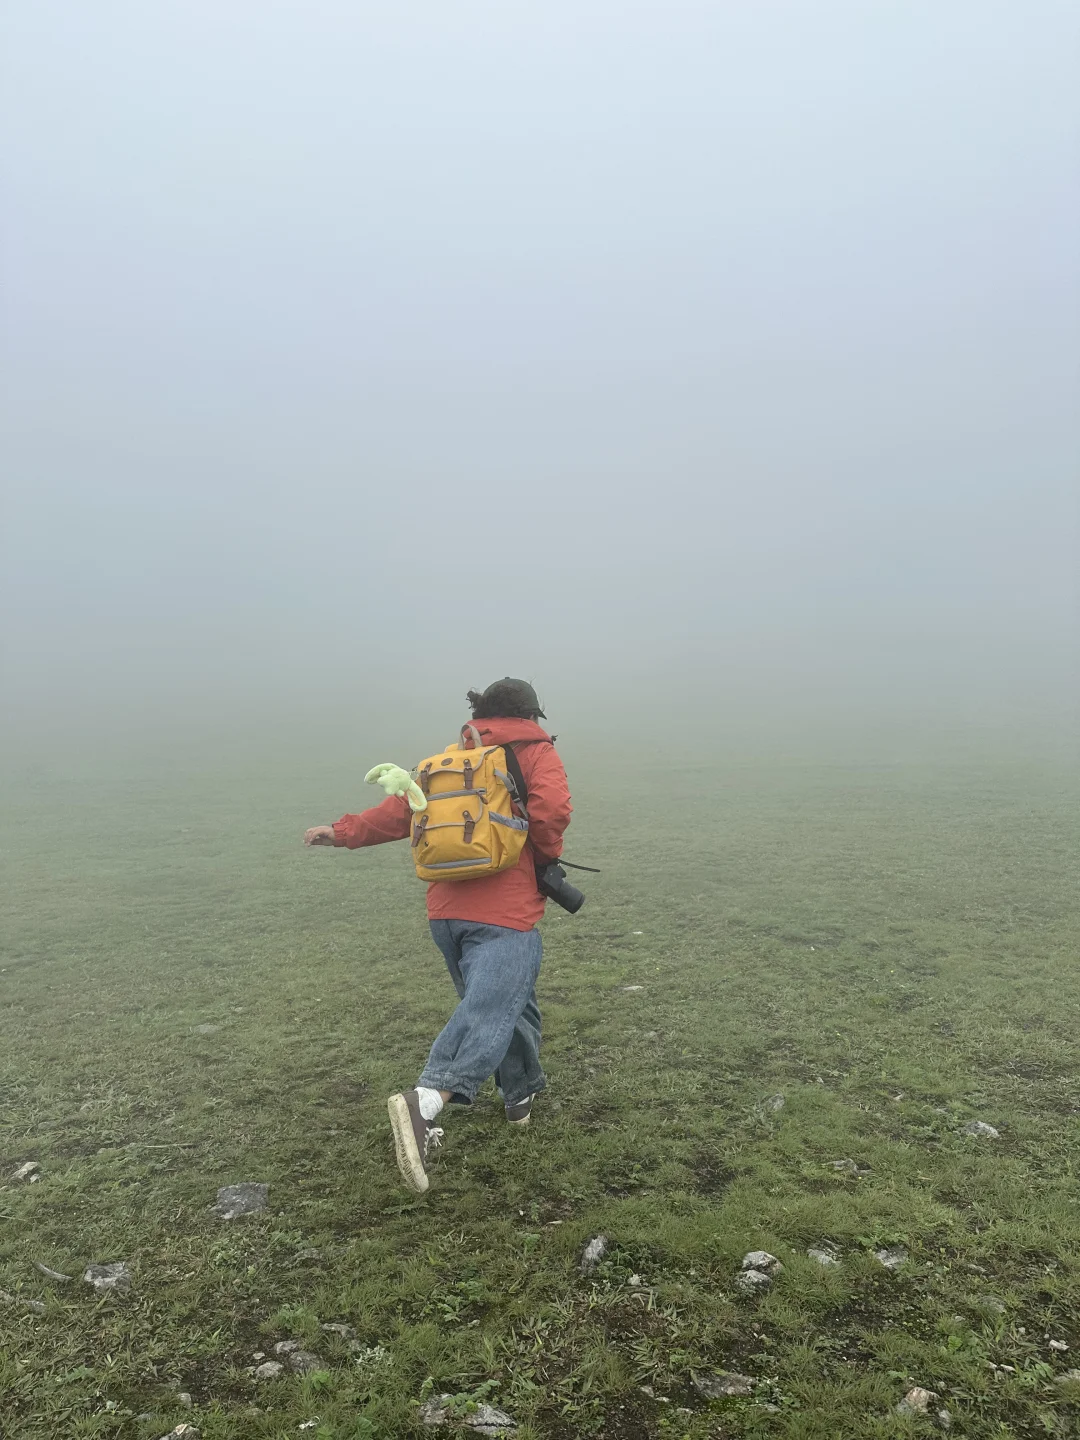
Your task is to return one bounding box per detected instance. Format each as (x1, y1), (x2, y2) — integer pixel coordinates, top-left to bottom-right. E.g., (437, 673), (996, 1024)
(501, 741), (532, 818)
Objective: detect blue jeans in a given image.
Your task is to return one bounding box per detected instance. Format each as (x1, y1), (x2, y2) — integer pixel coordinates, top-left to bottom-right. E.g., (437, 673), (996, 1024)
(418, 921), (546, 1107)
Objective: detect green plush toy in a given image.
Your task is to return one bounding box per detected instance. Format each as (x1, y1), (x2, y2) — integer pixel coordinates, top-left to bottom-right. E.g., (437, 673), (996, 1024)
(365, 763), (427, 813)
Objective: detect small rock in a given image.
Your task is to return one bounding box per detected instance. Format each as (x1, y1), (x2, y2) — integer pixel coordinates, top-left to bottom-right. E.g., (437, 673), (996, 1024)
(1049, 1340), (1068, 1352)
(830, 1158), (858, 1173)
(419, 1397), (517, 1434)
(0, 1288), (46, 1314)
(962, 1121), (1000, 1139)
(897, 1387), (938, 1415)
(735, 1268), (772, 1293)
(193, 1024), (220, 1035)
(1054, 1370), (1080, 1385)
(11, 1161), (41, 1182)
(937, 1410), (952, 1430)
(580, 1235), (608, 1270)
(299, 1424), (320, 1433)
(34, 1262), (72, 1283)
(83, 1262), (132, 1294)
(620, 985), (645, 992)
(177, 1391), (193, 1407)
(321, 1322), (356, 1339)
(764, 1094), (785, 1112)
(694, 1372), (754, 1398)
(252, 1351), (265, 1360)
(977, 1296), (1006, 1313)
(741, 1251), (783, 1274)
(252, 1361), (284, 1380)
(156, 1428), (200, 1440)
(274, 1340), (301, 1355)
(211, 1183), (268, 1219)
(295, 1248), (321, 1262)
(875, 1245), (909, 1270)
(643, 1030), (659, 1041)
(807, 1247), (839, 1267)
(287, 1350), (324, 1375)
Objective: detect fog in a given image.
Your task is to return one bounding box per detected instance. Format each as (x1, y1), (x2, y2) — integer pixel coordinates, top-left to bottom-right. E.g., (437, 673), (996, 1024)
(2, 1), (1078, 770)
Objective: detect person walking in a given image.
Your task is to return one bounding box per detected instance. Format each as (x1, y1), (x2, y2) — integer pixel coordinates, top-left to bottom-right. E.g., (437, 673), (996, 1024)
(304, 678), (572, 1193)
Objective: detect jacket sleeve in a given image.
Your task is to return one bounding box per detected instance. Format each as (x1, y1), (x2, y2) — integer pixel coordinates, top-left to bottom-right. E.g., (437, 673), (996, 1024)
(333, 794), (411, 848)
(520, 743), (573, 863)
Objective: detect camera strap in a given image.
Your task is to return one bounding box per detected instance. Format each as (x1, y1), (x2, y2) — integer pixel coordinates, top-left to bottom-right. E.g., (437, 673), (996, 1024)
(504, 741), (601, 873)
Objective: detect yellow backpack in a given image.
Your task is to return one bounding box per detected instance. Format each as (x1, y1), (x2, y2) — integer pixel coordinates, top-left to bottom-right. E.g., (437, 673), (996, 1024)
(409, 725), (530, 882)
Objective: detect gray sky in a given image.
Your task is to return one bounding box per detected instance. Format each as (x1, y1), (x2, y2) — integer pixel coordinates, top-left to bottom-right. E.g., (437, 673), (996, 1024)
(2, 1), (1077, 758)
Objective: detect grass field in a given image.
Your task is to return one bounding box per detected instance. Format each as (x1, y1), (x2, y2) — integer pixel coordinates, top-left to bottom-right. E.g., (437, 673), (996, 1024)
(2, 748), (1079, 1439)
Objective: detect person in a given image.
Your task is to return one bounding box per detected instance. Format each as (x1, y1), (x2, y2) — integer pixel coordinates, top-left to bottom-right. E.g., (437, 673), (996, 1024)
(304, 678), (572, 1193)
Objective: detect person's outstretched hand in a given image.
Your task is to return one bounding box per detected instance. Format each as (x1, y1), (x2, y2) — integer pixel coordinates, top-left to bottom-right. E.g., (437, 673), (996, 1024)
(304, 826), (336, 847)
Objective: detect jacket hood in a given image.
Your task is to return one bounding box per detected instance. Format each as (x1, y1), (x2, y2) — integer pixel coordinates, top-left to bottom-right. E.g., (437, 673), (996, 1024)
(468, 716), (553, 747)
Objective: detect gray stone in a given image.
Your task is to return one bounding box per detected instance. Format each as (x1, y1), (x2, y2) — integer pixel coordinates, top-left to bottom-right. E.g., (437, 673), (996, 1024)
(271, 1341), (323, 1373)
(807, 1247), (840, 1267)
(1054, 1370), (1080, 1385)
(419, 1396), (517, 1434)
(874, 1245), (909, 1270)
(897, 1387), (937, 1415)
(937, 1410), (952, 1429)
(741, 1251), (782, 1274)
(193, 1024), (220, 1036)
(11, 1161), (41, 1182)
(321, 1322), (356, 1339)
(976, 1295), (1006, 1314)
(620, 985), (645, 992)
(0, 1288), (46, 1314)
(34, 1262), (72, 1283)
(211, 1183), (268, 1219)
(155, 1428), (200, 1440)
(694, 1372), (754, 1398)
(176, 1392), (193, 1407)
(830, 1158), (858, 1173)
(962, 1120), (1000, 1139)
(252, 1361), (284, 1380)
(764, 1094), (786, 1112)
(83, 1262), (132, 1294)
(286, 1350), (324, 1374)
(735, 1268), (772, 1293)
(580, 1235), (608, 1270)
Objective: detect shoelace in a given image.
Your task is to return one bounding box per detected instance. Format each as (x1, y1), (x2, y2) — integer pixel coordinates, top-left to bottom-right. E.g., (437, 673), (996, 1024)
(424, 1126), (445, 1158)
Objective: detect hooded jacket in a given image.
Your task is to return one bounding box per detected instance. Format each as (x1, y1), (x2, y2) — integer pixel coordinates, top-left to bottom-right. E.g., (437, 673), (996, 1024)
(332, 718), (572, 931)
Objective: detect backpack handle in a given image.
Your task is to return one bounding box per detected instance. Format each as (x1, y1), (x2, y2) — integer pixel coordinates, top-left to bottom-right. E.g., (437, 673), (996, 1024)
(459, 724), (484, 750)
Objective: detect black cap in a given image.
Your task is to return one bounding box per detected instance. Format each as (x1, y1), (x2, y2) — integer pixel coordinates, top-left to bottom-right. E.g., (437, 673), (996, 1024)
(474, 677), (546, 720)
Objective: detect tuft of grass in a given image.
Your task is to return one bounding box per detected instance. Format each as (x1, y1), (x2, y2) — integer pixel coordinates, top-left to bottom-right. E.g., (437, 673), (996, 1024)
(1, 752), (1078, 1438)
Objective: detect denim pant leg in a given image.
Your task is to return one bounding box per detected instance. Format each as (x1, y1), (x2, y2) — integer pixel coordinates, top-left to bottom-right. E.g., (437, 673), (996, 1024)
(419, 921), (543, 1106)
(493, 986), (546, 1105)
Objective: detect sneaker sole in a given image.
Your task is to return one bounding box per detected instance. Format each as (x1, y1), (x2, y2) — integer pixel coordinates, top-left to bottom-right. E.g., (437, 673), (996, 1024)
(387, 1094), (429, 1193)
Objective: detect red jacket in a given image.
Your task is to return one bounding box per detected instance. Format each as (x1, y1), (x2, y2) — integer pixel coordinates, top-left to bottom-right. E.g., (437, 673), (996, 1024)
(333, 718), (572, 931)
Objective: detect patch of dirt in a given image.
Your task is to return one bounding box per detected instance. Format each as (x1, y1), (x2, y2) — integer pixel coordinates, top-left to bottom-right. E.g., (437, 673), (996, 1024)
(690, 1154), (738, 1196)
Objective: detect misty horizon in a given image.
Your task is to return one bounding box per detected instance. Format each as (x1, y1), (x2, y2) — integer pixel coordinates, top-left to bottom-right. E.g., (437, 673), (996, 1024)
(2, 2), (1077, 768)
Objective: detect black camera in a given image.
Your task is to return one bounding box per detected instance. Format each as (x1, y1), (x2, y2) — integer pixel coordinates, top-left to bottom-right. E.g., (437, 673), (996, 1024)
(536, 861), (585, 914)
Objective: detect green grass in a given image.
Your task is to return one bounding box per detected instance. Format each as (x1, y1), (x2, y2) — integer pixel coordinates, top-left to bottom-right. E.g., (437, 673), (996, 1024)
(2, 751), (1079, 1439)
